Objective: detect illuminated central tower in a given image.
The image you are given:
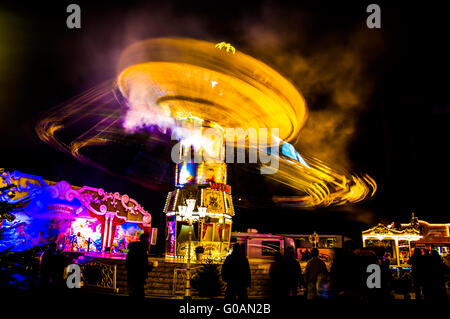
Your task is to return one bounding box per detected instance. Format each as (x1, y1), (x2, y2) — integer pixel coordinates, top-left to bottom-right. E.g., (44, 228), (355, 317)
(163, 118), (234, 260)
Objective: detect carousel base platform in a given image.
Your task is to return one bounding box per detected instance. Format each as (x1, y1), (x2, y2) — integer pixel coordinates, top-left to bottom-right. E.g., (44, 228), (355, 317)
(66, 252), (287, 298)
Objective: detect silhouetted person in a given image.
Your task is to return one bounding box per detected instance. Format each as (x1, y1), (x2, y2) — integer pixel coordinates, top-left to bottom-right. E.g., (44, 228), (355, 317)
(40, 242), (69, 291)
(376, 247), (392, 299)
(443, 254), (450, 269)
(40, 243), (55, 289)
(269, 252), (287, 298)
(301, 249), (312, 261)
(36, 231), (46, 246)
(284, 246), (303, 297)
(126, 234), (152, 298)
(396, 267), (412, 299)
(329, 240), (361, 299)
(304, 248), (327, 299)
(408, 248), (424, 300)
(222, 243), (251, 301)
(422, 250), (447, 300)
(357, 247), (383, 299)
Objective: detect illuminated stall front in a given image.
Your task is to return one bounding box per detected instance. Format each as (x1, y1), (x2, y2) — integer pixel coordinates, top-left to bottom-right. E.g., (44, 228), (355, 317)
(363, 214), (450, 267)
(0, 170), (151, 253)
(163, 118), (234, 261)
(401, 215), (450, 255)
(362, 223), (422, 267)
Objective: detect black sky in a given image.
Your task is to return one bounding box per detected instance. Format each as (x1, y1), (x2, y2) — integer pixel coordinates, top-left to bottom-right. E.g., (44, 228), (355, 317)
(1, 1), (449, 240)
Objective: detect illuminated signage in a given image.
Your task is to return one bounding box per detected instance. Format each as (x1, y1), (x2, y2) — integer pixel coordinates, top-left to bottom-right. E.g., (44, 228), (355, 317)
(48, 204), (74, 214)
(209, 181), (231, 194)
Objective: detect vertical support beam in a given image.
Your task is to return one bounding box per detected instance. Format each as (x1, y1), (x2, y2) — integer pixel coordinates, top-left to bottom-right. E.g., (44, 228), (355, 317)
(394, 238), (400, 267)
(185, 220), (192, 299)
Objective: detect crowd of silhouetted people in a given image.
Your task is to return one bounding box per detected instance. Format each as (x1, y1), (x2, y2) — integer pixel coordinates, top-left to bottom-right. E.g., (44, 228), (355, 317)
(266, 240), (449, 300)
(36, 237), (449, 300)
(409, 248), (448, 300)
(36, 234), (153, 297)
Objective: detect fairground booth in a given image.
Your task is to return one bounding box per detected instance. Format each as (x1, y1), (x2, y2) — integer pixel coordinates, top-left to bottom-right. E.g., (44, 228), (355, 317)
(362, 213), (450, 267)
(0, 170), (152, 254)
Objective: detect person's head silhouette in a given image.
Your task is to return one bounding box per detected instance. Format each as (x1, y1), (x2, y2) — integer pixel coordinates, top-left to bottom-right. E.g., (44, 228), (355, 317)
(287, 246), (295, 257)
(311, 248), (319, 258)
(375, 247), (386, 258)
(413, 248), (422, 256)
(273, 252), (283, 263)
(343, 240), (357, 252)
(139, 233), (150, 251)
(48, 242), (57, 253)
(430, 250), (439, 257)
(231, 243), (241, 256)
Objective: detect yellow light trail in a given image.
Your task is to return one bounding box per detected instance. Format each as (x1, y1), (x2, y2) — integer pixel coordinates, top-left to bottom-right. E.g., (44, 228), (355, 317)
(36, 38), (376, 207)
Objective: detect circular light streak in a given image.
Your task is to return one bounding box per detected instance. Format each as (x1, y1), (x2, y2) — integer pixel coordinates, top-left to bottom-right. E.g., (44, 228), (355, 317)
(116, 37), (307, 143)
(36, 37), (376, 207)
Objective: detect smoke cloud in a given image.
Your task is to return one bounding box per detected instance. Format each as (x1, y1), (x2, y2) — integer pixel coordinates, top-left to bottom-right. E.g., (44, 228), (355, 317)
(236, 5), (384, 169)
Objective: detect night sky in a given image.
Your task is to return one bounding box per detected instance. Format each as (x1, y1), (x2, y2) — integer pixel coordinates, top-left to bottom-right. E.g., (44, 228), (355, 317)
(1, 1), (449, 241)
